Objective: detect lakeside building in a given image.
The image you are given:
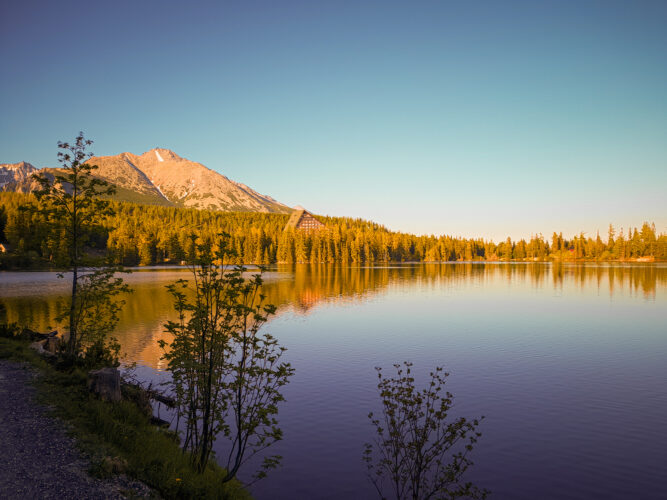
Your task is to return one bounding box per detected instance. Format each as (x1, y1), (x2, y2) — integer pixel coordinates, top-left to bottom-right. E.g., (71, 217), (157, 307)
(284, 208), (325, 232)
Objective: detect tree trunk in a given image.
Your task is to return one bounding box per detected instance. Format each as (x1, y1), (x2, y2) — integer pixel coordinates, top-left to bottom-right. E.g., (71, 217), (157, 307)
(68, 183), (78, 357)
(68, 263), (77, 355)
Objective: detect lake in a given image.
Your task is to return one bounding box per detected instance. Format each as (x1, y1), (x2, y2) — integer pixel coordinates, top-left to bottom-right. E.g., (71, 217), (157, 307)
(1, 263), (666, 499)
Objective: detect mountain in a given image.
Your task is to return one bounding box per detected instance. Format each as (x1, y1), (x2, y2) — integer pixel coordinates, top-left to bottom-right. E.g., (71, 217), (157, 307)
(0, 162), (39, 192)
(83, 151), (173, 206)
(1, 149), (292, 214)
(91, 148), (290, 213)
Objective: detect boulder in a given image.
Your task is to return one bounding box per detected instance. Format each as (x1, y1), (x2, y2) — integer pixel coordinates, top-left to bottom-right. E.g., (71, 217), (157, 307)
(87, 367), (121, 403)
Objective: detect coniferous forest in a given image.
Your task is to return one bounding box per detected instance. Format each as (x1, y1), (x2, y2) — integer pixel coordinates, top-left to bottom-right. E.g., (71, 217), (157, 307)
(0, 191), (665, 269)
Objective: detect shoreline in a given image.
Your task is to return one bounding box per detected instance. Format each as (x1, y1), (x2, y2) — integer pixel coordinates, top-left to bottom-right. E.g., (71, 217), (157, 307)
(0, 359), (154, 499)
(0, 338), (251, 500)
(0, 258), (664, 273)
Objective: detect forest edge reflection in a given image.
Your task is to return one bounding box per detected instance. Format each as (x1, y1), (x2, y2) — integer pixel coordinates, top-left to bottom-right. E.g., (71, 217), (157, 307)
(1, 262), (664, 370)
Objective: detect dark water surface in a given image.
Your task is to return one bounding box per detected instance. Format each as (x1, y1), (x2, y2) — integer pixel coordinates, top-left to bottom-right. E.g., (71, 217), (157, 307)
(2, 263), (666, 499)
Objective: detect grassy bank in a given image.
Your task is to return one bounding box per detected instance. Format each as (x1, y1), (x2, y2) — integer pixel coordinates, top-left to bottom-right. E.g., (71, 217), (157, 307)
(0, 335), (251, 500)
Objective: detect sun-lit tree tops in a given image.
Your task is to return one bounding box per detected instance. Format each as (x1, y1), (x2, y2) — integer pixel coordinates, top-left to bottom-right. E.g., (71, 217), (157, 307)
(1, 191), (665, 268)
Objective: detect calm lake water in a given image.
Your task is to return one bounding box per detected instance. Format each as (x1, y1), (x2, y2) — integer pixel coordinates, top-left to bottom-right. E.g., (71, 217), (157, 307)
(2, 263), (666, 499)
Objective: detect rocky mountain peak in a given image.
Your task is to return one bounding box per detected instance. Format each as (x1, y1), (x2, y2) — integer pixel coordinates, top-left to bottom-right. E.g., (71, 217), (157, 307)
(139, 148), (181, 164)
(1, 149), (292, 214)
(1, 161), (37, 172)
(0, 161), (39, 191)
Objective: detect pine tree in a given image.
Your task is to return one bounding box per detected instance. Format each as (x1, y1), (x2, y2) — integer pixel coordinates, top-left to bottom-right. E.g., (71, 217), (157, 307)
(31, 133), (118, 357)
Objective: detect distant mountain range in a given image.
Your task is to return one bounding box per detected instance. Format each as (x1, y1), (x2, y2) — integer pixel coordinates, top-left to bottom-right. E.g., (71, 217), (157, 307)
(0, 148), (292, 214)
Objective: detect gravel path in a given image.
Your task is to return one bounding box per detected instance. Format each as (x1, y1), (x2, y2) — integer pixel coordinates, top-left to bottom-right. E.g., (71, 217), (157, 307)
(0, 360), (154, 499)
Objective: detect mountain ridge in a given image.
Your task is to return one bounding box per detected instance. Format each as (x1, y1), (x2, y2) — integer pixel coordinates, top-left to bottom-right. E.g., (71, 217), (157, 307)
(0, 149), (292, 214)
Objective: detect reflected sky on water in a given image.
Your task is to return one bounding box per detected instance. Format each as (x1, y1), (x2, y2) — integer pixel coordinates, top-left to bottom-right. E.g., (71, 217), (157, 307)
(1, 263), (666, 499)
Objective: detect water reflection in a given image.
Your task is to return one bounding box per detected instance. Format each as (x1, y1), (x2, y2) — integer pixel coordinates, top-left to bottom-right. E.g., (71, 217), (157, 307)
(1, 262), (666, 499)
(0, 263), (664, 369)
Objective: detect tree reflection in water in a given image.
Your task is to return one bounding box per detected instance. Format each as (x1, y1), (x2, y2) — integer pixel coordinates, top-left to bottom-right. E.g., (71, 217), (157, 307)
(1, 263), (663, 368)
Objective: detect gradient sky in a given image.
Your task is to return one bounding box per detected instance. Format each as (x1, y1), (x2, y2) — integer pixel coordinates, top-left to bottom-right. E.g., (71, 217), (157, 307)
(1, 0), (666, 241)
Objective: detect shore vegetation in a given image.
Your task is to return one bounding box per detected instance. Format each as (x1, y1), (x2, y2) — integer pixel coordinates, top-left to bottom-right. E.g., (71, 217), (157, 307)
(160, 234), (294, 484)
(363, 362), (487, 500)
(0, 330), (250, 499)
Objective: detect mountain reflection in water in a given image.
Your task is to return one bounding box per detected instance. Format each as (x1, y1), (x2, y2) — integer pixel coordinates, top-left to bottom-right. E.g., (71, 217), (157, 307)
(1, 262), (666, 499)
(0, 263), (663, 370)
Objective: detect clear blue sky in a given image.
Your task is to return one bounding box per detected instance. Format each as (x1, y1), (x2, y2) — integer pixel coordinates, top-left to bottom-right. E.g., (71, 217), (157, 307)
(1, 0), (666, 241)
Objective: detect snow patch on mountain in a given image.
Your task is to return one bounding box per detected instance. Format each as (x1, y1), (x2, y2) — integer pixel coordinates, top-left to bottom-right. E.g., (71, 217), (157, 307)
(155, 150), (164, 162)
(152, 180), (167, 199)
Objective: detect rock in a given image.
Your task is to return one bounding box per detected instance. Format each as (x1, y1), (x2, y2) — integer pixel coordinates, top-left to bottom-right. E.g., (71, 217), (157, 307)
(87, 368), (121, 403)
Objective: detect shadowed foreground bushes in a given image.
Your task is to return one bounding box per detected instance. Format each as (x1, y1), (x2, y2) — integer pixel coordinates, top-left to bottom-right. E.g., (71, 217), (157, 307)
(0, 336), (250, 500)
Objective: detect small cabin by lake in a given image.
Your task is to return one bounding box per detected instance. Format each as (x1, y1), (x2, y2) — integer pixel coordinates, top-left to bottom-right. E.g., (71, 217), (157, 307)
(284, 209), (325, 232)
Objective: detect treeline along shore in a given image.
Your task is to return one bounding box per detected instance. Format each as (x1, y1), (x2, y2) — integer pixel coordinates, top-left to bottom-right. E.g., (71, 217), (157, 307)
(1, 192), (665, 268)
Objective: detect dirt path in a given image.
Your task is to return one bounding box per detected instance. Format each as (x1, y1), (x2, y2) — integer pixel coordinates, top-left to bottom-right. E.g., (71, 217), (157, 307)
(0, 360), (153, 499)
